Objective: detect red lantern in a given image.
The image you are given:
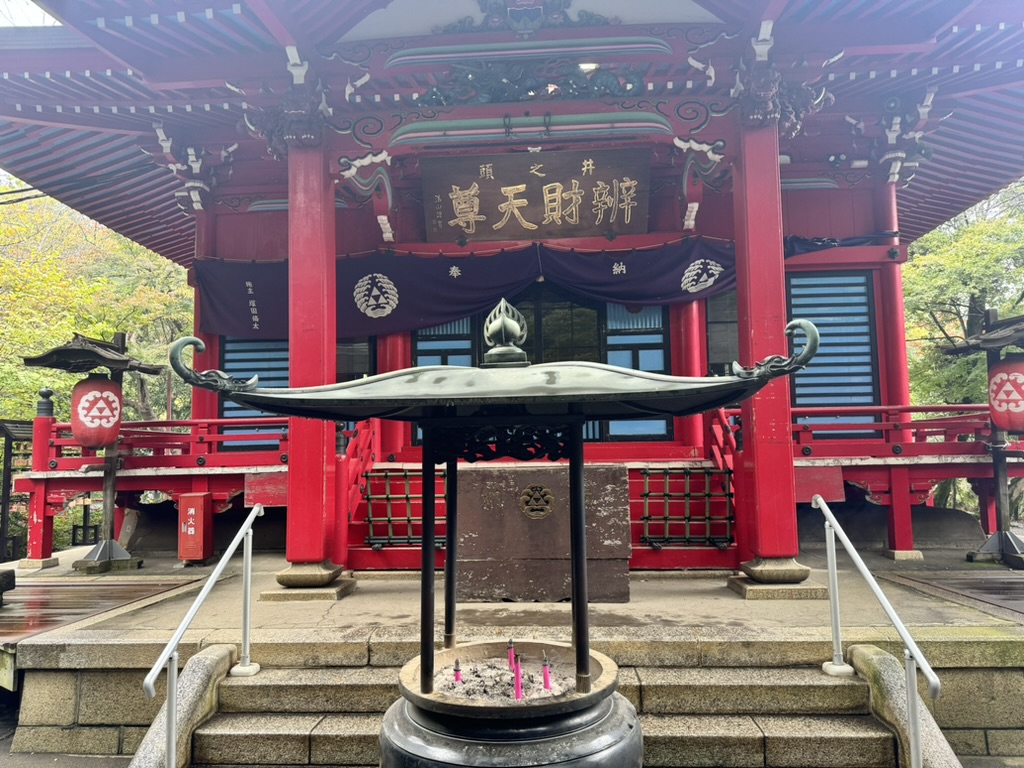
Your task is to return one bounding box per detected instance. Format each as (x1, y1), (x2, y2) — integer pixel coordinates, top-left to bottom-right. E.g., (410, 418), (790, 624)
(71, 373), (122, 447)
(988, 353), (1024, 433)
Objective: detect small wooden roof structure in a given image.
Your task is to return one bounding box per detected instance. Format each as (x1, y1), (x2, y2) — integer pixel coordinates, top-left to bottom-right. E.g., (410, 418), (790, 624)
(22, 333), (165, 376)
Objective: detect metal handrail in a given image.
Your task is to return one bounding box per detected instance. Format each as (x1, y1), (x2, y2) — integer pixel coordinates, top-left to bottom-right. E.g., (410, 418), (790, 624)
(811, 494), (939, 768)
(142, 503), (265, 768)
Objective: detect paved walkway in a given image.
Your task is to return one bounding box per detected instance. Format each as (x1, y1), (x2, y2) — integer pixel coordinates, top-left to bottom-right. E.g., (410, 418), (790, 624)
(2, 540), (1024, 766)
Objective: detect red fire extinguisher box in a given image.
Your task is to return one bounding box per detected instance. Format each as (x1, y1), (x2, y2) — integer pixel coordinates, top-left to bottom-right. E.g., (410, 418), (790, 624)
(178, 492), (213, 562)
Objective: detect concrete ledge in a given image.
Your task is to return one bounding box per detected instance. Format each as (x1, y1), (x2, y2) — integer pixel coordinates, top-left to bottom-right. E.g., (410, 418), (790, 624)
(128, 643), (236, 768)
(848, 644), (961, 768)
(727, 575), (828, 600)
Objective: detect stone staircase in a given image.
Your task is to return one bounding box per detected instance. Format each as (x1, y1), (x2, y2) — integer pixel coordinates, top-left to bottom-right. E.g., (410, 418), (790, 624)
(191, 664), (896, 768)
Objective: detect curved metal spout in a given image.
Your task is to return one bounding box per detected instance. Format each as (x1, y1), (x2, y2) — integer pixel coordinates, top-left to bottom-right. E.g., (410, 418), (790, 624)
(732, 319), (820, 379)
(169, 336), (258, 393)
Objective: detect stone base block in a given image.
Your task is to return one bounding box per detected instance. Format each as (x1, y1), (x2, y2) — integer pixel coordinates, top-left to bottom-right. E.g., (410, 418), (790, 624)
(72, 556), (143, 574)
(884, 548), (924, 561)
(275, 560), (344, 588)
(454, 464), (631, 602)
(261, 575), (357, 601)
(457, 559), (629, 602)
(17, 557), (58, 570)
(727, 575), (828, 600)
(740, 556), (811, 584)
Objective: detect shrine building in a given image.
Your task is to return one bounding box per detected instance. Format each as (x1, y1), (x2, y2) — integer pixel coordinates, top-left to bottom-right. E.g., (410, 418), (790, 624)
(3, 1), (1024, 588)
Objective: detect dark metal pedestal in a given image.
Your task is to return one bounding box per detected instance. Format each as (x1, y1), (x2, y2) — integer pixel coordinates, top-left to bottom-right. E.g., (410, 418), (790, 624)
(381, 692), (642, 768)
(380, 640), (642, 768)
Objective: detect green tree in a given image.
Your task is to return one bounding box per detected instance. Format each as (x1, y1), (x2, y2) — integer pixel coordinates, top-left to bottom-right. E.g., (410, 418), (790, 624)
(1, 177), (193, 552)
(904, 184), (1024, 404)
(0, 176), (192, 422)
(903, 181), (1024, 515)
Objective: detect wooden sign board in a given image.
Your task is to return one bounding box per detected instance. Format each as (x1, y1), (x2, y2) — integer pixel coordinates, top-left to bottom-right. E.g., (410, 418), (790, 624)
(422, 149), (650, 243)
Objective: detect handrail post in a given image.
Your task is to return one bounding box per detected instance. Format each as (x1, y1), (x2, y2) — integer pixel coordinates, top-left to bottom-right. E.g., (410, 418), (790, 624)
(812, 494), (940, 768)
(165, 650), (177, 768)
(906, 650), (922, 768)
(230, 526), (260, 677)
(142, 504), (265, 768)
(821, 516), (854, 677)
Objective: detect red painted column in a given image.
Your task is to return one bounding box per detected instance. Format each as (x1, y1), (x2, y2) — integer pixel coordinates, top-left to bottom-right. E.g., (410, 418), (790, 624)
(875, 182), (911, 410)
(671, 302), (705, 450)
(282, 144), (338, 582)
(190, 211), (220, 421)
(732, 123), (807, 582)
(377, 333), (412, 460)
(876, 181), (915, 553)
(26, 390), (55, 562)
(887, 466), (915, 551)
(975, 482), (998, 535)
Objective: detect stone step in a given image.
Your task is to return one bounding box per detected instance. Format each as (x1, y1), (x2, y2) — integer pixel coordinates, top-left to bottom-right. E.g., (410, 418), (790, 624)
(640, 714), (896, 768)
(193, 713), (380, 767)
(218, 667), (401, 714)
(217, 665), (869, 717)
(194, 712), (895, 768)
(636, 666), (871, 715)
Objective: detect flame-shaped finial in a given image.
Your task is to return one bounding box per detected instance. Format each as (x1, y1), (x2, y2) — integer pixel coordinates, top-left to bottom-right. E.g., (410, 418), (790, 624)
(482, 299), (530, 367)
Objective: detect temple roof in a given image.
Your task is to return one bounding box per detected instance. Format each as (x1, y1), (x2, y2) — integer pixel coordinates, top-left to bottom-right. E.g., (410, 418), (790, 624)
(2, 1), (1023, 264)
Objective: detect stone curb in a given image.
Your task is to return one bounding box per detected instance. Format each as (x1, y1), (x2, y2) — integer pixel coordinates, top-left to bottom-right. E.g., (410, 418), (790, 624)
(127, 644), (236, 768)
(848, 644), (962, 768)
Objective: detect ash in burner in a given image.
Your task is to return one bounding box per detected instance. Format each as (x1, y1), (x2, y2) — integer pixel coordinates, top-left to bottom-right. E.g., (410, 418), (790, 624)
(434, 656), (571, 703)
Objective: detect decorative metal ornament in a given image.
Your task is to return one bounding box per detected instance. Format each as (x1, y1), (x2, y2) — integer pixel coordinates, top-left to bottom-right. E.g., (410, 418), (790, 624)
(483, 298), (529, 366)
(520, 485), (555, 519)
(169, 337), (257, 393)
(435, 425), (571, 463)
(244, 85), (325, 160)
(731, 320), (819, 379)
(732, 61), (833, 139)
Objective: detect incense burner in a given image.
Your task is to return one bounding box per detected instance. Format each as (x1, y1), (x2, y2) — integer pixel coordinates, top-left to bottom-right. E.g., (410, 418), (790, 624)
(381, 640), (641, 767)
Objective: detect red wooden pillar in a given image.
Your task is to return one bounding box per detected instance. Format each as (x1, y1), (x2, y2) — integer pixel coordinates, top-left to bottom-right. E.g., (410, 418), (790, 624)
(875, 182), (911, 411)
(876, 181), (916, 553)
(974, 482), (998, 535)
(25, 390), (56, 564)
(279, 143), (340, 587)
(887, 466), (915, 552)
(190, 210), (220, 421)
(732, 123), (808, 583)
(671, 302), (705, 450)
(377, 333), (412, 460)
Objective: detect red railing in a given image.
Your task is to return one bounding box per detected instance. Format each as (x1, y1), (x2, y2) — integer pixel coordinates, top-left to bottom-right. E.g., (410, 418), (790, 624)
(42, 417), (290, 471)
(787, 404), (1004, 458)
(338, 419), (380, 519)
(707, 408), (738, 472)
(706, 404), (1013, 470)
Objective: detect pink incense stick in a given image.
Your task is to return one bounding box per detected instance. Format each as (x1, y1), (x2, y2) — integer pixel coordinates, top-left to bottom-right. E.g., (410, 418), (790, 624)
(542, 653), (551, 691)
(507, 638), (515, 670)
(513, 654), (523, 701)
(454, 659), (462, 684)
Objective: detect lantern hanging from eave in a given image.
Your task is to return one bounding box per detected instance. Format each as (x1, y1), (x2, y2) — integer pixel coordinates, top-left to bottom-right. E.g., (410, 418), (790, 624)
(988, 353), (1024, 433)
(71, 372), (122, 447)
